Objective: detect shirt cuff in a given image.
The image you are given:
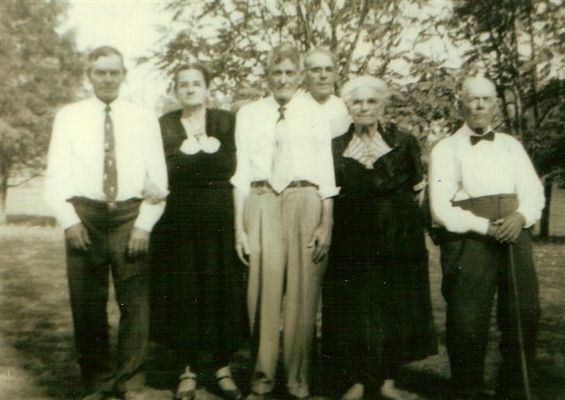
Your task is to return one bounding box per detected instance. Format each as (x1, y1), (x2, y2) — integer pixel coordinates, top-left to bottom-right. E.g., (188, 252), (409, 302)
(470, 217), (490, 235)
(230, 176), (250, 195)
(58, 202), (82, 230)
(134, 201), (166, 232)
(413, 179), (426, 193)
(318, 186), (340, 199)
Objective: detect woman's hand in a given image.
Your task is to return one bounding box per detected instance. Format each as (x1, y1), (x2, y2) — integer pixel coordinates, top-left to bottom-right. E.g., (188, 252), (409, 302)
(236, 230), (250, 266)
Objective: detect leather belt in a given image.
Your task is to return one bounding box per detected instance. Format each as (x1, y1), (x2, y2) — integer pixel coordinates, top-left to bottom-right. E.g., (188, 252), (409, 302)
(69, 196), (142, 210)
(250, 180), (318, 189)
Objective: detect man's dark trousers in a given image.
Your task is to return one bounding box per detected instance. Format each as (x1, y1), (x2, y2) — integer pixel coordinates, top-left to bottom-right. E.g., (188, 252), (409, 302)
(440, 230), (540, 398)
(66, 199), (149, 393)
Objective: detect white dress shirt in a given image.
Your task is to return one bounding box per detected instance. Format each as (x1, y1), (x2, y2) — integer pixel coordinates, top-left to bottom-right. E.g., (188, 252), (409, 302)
(301, 92), (351, 138)
(231, 94), (338, 199)
(44, 96), (168, 231)
(429, 123), (544, 235)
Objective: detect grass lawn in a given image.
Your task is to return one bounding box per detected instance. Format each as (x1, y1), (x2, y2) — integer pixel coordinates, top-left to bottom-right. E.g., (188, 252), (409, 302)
(1, 225), (564, 399)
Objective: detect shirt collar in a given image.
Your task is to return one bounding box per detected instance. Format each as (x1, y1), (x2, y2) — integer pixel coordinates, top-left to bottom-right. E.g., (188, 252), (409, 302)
(302, 91), (339, 107)
(460, 122), (494, 137)
(91, 95), (123, 111)
(266, 93), (301, 113)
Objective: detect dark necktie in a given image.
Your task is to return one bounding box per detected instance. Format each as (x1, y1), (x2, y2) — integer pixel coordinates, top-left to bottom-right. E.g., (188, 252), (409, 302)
(103, 105), (118, 204)
(277, 105), (286, 121)
(470, 130), (495, 145)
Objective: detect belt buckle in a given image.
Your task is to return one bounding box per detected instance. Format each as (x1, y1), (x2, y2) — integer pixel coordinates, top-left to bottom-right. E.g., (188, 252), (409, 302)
(107, 201), (117, 210)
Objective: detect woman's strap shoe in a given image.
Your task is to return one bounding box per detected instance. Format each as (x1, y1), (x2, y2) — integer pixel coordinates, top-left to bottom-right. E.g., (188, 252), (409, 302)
(217, 375), (243, 400)
(176, 367), (197, 400)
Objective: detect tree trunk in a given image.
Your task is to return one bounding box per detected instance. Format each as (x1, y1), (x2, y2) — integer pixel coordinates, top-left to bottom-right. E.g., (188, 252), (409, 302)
(539, 177), (553, 239)
(0, 164), (9, 225)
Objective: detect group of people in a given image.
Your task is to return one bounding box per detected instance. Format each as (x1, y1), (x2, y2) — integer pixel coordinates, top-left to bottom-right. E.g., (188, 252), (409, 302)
(44, 44), (545, 400)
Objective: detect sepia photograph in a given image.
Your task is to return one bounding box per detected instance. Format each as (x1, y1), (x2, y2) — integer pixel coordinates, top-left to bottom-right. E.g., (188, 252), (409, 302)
(1, 1), (564, 399)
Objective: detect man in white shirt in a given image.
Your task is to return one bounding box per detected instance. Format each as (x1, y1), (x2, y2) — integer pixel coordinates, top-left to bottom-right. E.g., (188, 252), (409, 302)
(231, 45), (337, 400)
(429, 76), (544, 400)
(44, 46), (168, 400)
(302, 48), (351, 138)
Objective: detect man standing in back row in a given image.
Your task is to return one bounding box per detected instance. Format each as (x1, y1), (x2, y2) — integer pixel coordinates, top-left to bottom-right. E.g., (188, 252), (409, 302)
(302, 47), (351, 138)
(231, 44), (337, 400)
(45, 46), (168, 400)
(429, 76), (544, 400)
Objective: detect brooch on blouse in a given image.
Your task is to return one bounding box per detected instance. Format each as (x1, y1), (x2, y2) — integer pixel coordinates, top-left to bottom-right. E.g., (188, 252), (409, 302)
(180, 133), (221, 154)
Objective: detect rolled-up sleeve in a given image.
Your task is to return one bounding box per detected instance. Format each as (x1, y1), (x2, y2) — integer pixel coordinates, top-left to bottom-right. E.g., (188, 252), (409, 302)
(230, 107), (252, 194)
(314, 112), (339, 199)
(429, 140), (490, 234)
(44, 109), (81, 229)
(134, 113), (168, 232)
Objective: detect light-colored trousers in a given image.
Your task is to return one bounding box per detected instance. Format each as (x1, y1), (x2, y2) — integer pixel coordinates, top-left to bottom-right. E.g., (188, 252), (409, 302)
(245, 186), (325, 398)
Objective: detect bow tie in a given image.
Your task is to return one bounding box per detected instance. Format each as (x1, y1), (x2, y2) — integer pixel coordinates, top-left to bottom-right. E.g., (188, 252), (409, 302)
(470, 130), (495, 145)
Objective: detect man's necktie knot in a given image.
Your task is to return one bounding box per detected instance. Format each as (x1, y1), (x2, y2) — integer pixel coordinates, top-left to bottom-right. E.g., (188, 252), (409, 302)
(278, 105), (286, 122)
(470, 130), (495, 145)
(105, 105), (111, 114)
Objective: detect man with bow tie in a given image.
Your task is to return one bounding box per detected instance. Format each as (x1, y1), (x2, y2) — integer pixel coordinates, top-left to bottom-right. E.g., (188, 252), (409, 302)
(231, 44), (336, 400)
(429, 76), (544, 400)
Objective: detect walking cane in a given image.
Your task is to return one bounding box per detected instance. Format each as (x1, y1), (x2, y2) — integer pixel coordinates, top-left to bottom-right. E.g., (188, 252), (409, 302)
(508, 244), (532, 400)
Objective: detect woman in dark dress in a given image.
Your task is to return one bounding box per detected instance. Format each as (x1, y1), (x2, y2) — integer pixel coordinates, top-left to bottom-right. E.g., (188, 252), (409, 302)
(150, 63), (246, 400)
(322, 76), (437, 400)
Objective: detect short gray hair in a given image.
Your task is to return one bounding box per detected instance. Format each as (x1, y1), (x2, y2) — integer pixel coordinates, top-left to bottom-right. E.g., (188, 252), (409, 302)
(304, 47), (336, 69)
(266, 44), (303, 73)
(340, 75), (390, 106)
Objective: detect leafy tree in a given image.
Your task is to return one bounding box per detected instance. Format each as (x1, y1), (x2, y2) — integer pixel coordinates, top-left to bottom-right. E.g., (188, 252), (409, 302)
(147, 0), (433, 98)
(447, 0), (564, 237)
(0, 0), (84, 223)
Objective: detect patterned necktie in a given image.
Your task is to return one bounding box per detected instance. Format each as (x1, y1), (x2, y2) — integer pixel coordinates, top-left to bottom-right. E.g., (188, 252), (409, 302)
(103, 105), (118, 204)
(470, 130), (495, 145)
(269, 105), (294, 193)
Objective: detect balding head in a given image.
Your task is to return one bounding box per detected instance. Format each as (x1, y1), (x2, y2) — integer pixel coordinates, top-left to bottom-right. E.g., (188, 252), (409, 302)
(460, 76), (498, 133)
(462, 76), (496, 99)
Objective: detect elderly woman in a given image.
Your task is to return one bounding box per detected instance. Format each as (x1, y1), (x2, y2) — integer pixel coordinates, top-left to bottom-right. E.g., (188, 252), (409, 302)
(322, 76), (437, 400)
(150, 63), (246, 400)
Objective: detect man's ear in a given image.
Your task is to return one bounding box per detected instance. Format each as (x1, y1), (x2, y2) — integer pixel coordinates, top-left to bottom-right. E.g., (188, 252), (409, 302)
(297, 70), (305, 85)
(456, 98), (465, 119)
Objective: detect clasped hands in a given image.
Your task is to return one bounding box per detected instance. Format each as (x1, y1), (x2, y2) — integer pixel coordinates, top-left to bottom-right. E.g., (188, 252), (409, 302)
(235, 222), (332, 266)
(65, 223), (150, 257)
(486, 212), (525, 243)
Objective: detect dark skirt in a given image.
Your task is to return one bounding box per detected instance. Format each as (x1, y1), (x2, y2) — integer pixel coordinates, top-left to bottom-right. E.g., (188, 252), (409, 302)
(322, 191), (437, 392)
(150, 184), (247, 367)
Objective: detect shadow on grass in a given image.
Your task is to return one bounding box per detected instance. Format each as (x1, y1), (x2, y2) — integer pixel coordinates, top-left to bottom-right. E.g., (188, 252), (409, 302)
(532, 235), (565, 244)
(2, 227), (564, 399)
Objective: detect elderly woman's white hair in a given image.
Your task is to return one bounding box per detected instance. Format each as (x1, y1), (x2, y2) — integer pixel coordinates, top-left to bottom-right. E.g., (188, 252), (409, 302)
(340, 75), (391, 106)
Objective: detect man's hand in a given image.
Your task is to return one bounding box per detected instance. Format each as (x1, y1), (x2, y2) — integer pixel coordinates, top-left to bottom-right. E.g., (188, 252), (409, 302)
(235, 230), (250, 266)
(65, 223), (91, 250)
(128, 227), (150, 257)
(495, 212), (525, 243)
(308, 222), (332, 263)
